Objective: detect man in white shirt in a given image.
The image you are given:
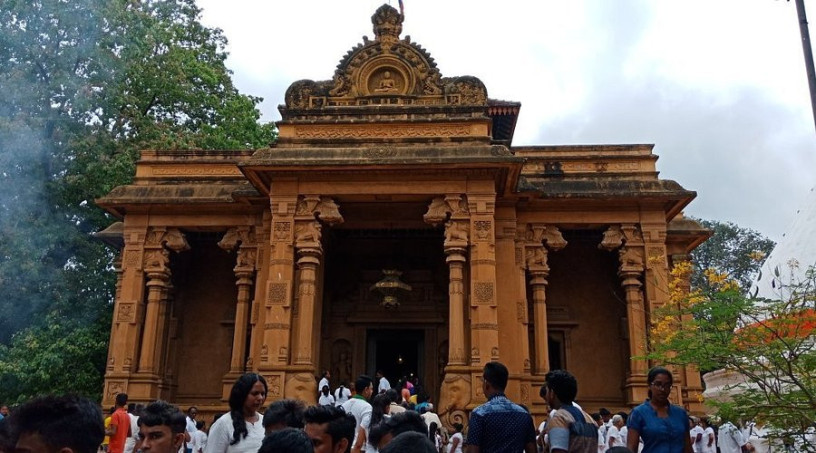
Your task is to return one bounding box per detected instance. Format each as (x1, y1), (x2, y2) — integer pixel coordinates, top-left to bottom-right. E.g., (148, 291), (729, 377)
(124, 404), (142, 453)
(376, 370), (391, 394)
(341, 375), (374, 453)
(717, 421), (747, 453)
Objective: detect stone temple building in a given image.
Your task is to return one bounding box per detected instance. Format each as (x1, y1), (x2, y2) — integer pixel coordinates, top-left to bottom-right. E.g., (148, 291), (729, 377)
(96, 4), (709, 425)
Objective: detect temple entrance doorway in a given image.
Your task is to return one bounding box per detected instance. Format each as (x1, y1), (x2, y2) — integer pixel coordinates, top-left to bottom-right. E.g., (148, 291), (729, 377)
(366, 329), (424, 389)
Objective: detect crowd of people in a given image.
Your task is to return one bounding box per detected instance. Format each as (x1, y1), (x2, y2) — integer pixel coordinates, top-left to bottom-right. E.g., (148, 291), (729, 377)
(0, 364), (799, 453)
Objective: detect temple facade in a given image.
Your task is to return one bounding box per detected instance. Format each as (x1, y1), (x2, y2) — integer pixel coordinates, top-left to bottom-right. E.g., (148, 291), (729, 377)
(97, 5), (709, 425)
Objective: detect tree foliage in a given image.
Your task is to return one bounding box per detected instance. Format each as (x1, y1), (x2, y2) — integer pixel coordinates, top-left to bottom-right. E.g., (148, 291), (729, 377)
(690, 219), (775, 294)
(0, 0), (276, 402)
(648, 261), (816, 451)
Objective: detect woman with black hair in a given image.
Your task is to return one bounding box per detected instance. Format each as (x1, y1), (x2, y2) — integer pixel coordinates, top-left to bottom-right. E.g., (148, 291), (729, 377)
(205, 373), (268, 453)
(366, 393), (392, 453)
(626, 366), (692, 453)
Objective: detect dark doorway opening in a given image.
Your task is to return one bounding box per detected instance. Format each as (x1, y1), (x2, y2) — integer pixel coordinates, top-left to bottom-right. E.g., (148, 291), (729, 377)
(366, 329), (423, 388)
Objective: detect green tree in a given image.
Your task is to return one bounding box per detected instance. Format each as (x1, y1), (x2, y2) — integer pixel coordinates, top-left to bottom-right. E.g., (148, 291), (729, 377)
(649, 261), (816, 451)
(690, 219), (775, 294)
(0, 0), (276, 402)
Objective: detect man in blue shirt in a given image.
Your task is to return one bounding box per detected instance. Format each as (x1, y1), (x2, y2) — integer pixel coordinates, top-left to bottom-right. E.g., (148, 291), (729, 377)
(465, 361), (536, 453)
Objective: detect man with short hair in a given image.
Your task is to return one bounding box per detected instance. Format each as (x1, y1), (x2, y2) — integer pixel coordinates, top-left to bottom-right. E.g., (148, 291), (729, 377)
(303, 404), (356, 453)
(465, 361), (537, 453)
(107, 393), (132, 453)
(368, 411), (428, 451)
(341, 375), (375, 453)
(184, 407), (198, 453)
(137, 400), (187, 453)
(259, 428), (313, 453)
(540, 370), (597, 453)
(8, 395), (105, 453)
(380, 432), (437, 453)
(263, 399), (306, 434)
(376, 370), (391, 394)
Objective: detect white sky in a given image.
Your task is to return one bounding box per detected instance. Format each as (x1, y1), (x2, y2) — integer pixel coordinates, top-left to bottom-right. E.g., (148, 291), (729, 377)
(196, 0), (816, 243)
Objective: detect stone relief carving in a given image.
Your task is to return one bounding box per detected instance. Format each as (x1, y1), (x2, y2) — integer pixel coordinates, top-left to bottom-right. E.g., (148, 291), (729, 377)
(296, 196), (344, 225)
(295, 222), (322, 247)
(444, 221), (468, 247)
(332, 340), (353, 385)
(619, 246), (644, 272)
(438, 373), (472, 420)
(285, 372), (317, 403)
(599, 225), (625, 251)
(425, 195), (469, 226)
(525, 247), (548, 271)
(473, 282), (494, 305)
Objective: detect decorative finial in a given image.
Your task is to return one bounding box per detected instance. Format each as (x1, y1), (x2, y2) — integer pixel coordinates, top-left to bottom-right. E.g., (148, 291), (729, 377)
(372, 4), (403, 44)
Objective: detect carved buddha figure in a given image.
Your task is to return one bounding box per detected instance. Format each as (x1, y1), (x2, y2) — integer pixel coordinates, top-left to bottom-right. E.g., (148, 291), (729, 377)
(375, 70), (398, 93)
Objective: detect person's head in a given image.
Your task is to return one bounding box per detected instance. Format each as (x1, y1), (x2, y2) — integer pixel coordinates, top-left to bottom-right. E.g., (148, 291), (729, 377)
(322, 385), (331, 396)
(370, 393), (391, 427)
(616, 411), (628, 423)
(0, 406), (8, 417)
(386, 389), (400, 405)
(380, 431), (437, 453)
(323, 370), (331, 379)
(453, 423), (463, 433)
(303, 405), (356, 453)
(229, 372), (268, 417)
(137, 400), (186, 453)
(368, 410), (427, 450)
(611, 414), (624, 428)
(700, 417), (710, 428)
(376, 370), (384, 379)
(428, 422), (438, 440)
(647, 366), (674, 403)
(115, 393), (128, 408)
(186, 406), (197, 420)
(229, 373), (268, 444)
(8, 395), (104, 453)
(259, 427), (312, 453)
(263, 399), (305, 434)
(482, 361), (509, 396)
(599, 408), (611, 422)
(354, 375), (374, 399)
(195, 420), (205, 431)
(591, 412), (603, 427)
(541, 369), (578, 409)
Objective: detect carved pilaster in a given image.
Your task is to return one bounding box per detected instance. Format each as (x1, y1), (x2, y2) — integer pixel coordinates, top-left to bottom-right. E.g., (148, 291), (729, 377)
(466, 192), (497, 370)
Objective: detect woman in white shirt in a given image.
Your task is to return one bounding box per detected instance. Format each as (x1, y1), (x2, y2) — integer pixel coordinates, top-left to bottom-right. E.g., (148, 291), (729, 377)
(205, 373), (267, 453)
(318, 385), (336, 407)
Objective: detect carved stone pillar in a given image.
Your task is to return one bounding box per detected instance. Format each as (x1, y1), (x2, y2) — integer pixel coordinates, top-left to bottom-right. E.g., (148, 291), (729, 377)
(424, 195), (471, 368)
(218, 227), (258, 383)
(600, 224), (648, 404)
(424, 195), (473, 427)
(524, 224), (567, 376)
(137, 228), (189, 378)
(284, 196), (343, 404)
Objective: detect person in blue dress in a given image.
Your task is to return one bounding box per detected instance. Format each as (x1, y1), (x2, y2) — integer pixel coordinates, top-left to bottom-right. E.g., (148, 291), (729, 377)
(626, 366), (693, 453)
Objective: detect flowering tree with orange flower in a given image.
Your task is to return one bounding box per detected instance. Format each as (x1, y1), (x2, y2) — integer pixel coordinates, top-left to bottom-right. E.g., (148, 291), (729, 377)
(647, 260), (816, 450)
